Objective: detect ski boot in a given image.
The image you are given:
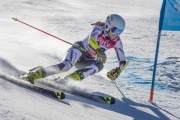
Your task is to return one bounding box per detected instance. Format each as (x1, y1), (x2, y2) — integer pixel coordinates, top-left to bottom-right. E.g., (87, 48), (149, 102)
(20, 66), (46, 84)
(53, 70), (84, 84)
(64, 70), (84, 81)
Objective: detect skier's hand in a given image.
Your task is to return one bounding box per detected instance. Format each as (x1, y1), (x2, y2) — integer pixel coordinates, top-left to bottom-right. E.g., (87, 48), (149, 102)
(107, 67), (121, 81)
(96, 48), (107, 63)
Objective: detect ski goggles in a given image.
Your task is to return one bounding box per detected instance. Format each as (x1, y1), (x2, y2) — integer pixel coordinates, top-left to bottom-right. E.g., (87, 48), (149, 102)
(110, 27), (123, 35)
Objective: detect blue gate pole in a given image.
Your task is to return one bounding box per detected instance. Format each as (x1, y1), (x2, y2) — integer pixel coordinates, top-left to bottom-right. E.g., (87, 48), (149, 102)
(149, 30), (162, 102)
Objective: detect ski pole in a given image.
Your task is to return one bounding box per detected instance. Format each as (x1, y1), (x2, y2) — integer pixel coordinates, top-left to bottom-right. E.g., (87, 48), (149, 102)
(12, 18), (96, 56)
(113, 82), (126, 98)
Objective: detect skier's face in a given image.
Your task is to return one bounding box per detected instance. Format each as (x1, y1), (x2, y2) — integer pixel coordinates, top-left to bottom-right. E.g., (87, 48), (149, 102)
(108, 30), (118, 40)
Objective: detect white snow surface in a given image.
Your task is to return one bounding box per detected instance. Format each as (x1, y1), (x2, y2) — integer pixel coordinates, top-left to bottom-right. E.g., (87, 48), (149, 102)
(0, 0), (180, 120)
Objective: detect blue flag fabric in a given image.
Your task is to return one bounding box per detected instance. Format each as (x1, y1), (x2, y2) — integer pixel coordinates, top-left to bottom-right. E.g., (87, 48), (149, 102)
(159, 0), (180, 31)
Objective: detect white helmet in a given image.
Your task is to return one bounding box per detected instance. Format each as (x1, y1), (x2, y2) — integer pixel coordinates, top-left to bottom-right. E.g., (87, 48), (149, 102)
(105, 14), (125, 35)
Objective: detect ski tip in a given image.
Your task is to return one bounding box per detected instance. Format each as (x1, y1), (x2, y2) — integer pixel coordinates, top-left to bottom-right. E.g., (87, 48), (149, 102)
(12, 17), (18, 21)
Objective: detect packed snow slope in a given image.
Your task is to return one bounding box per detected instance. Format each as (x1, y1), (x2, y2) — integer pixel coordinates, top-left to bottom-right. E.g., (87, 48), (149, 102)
(0, 0), (180, 120)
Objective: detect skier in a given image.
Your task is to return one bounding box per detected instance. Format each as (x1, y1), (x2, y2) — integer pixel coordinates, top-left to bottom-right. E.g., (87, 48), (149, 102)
(22, 14), (128, 83)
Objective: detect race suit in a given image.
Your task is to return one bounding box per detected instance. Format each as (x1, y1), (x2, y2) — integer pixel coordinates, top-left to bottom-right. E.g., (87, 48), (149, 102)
(43, 25), (126, 79)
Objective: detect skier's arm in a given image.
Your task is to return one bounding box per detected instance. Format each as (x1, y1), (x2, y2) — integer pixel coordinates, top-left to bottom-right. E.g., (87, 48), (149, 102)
(114, 40), (127, 69)
(87, 25), (101, 51)
(107, 40), (128, 81)
(88, 37), (107, 63)
(87, 26), (107, 63)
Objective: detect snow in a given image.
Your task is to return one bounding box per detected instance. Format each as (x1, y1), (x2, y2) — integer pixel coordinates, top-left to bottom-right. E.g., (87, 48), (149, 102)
(0, 0), (180, 120)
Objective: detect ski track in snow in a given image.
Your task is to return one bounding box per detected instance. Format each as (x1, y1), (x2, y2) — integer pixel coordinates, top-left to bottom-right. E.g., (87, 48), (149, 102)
(0, 0), (180, 120)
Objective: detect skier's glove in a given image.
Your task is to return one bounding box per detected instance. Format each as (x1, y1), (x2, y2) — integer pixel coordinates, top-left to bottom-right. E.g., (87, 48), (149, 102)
(96, 48), (107, 63)
(107, 67), (121, 81)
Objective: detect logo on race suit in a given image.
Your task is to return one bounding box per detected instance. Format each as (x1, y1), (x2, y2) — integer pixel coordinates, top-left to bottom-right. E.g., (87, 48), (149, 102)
(97, 33), (118, 49)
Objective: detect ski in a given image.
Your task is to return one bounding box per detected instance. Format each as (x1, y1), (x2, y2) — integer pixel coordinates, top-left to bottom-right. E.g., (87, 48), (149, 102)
(42, 79), (116, 105)
(16, 74), (65, 100)
(87, 94), (115, 105)
(17, 73), (115, 104)
(26, 83), (65, 100)
(0, 73), (65, 101)
(12, 74), (65, 100)
(98, 96), (115, 105)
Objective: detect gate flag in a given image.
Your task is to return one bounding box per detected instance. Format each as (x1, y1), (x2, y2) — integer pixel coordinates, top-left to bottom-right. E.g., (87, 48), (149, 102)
(159, 0), (180, 31)
(149, 0), (180, 102)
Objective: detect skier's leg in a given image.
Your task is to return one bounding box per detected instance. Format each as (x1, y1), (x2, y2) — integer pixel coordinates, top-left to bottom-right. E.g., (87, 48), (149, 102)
(66, 61), (104, 80)
(44, 60), (73, 76)
(43, 47), (83, 76)
(74, 58), (96, 70)
(23, 47), (82, 82)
